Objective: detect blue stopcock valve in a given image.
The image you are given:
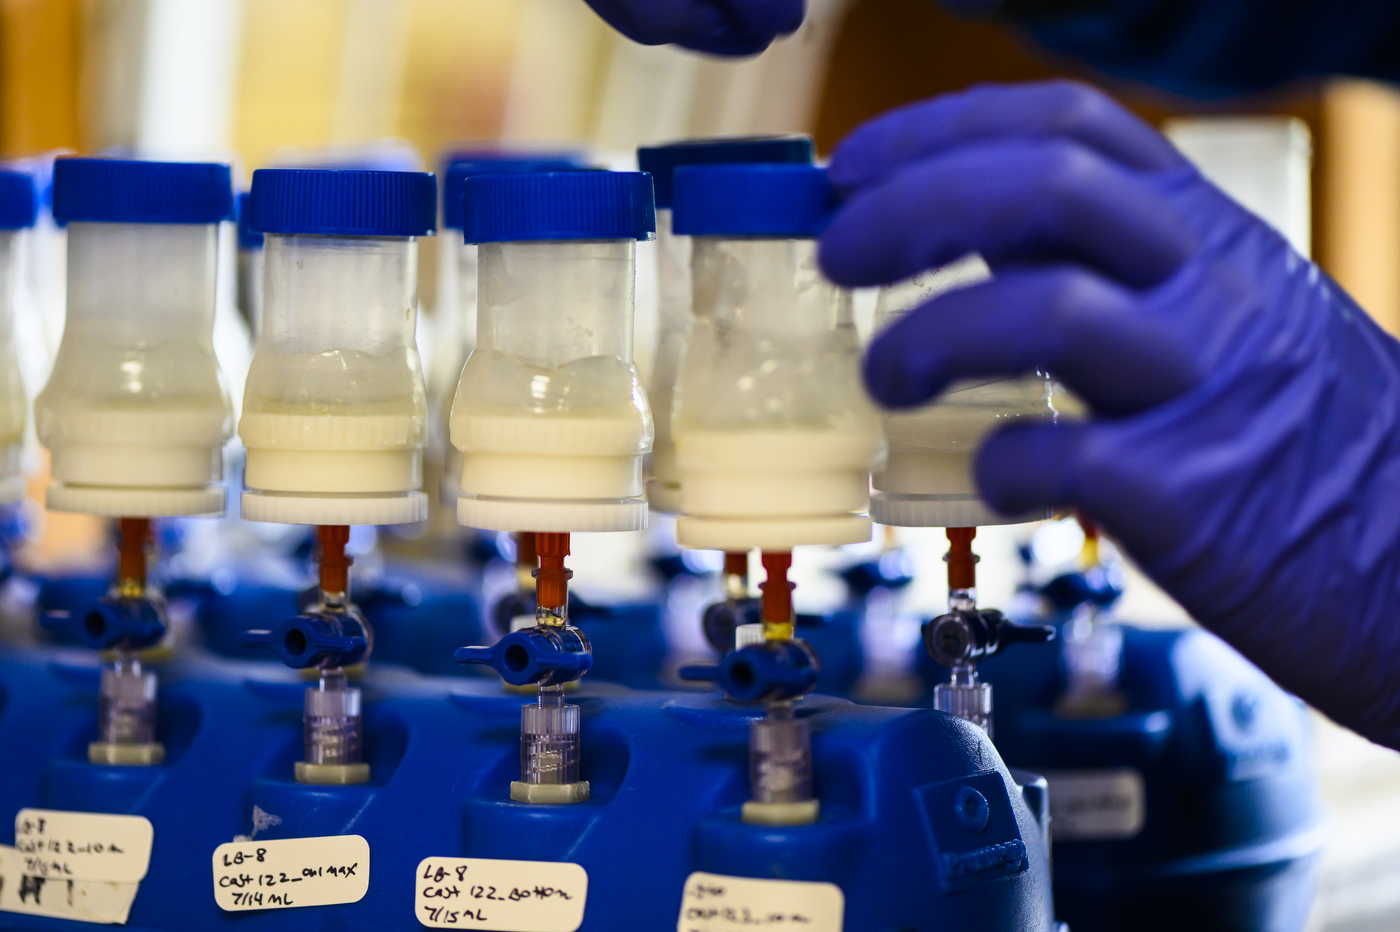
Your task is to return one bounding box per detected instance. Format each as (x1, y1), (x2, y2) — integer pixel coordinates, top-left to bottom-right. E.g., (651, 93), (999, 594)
(243, 612), (369, 669)
(839, 549), (916, 599)
(455, 625), (593, 687)
(701, 597), (761, 654)
(679, 638), (820, 702)
(1040, 567), (1124, 615)
(42, 596), (166, 651)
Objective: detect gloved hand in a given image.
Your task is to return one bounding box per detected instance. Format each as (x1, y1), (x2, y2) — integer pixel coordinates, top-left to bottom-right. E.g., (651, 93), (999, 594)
(582, 0), (804, 55)
(821, 79), (1400, 749)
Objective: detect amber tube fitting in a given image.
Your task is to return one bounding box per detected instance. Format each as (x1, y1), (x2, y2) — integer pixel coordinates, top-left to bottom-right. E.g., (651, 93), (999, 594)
(515, 531), (539, 591)
(760, 551), (794, 641)
(534, 533), (572, 621)
(945, 527), (978, 592)
(318, 525), (352, 597)
(1076, 512), (1101, 568)
(724, 551), (749, 601)
(116, 518), (151, 598)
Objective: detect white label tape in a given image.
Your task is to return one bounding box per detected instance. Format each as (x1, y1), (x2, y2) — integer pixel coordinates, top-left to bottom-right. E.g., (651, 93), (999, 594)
(14, 809), (153, 883)
(1042, 768), (1146, 840)
(212, 835), (369, 911)
(415, 856), (587, 931)
(678, 872), (844, 932)
(0, 843), (140, 925)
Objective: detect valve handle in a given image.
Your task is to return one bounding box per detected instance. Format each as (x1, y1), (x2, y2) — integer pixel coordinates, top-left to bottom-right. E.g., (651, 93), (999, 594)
(700, 596), (761, 654)
(455, 625), (592, 687)
(924, 608), (1055, 668)
(1039, 568), (1123, 614)
(679, 639), (820, 703)
(41, 597), (166, 651)
(838, 551), (916, 598)
(242, 612), (369, 669)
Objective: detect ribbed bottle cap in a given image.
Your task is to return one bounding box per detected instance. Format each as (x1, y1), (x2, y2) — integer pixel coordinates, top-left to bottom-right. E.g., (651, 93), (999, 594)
(463, 171), (655, 244)
(0, 171), (38, 229)
(52, 158), (234, 225)
(638, 135), (814, 209)
(673, 164), (837, 238)
(441, 153), (589, 230)
(235, 192), (262, 250)
(249, 169), (436, 237)
(735, 623), (766, 650)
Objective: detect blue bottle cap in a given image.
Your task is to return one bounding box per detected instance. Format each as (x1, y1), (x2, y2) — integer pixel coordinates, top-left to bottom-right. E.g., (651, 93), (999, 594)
(671, 164), (837, 238)
(463, 171), (655, 244)
(0, 171), (38, 230)
(638, 135), (814, 209)
(249, 168), (436, 237)
(234, 192), (262, 250)
(52, 158), (234, 225)
(441, 154), (589, 230)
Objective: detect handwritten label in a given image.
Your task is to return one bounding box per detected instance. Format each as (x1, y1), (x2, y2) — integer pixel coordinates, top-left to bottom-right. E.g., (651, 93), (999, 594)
(14, 809), (153, 883)
(416, 857), (587, 931)
(1042, 769), (1146, 840)
(678, 872), (843, 932)
(212, 835), (369, 911)
(0, 844), (139, 924)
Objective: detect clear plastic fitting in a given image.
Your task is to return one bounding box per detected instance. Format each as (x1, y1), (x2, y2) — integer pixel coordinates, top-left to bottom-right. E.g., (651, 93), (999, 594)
(935, 663), (994, 739)
(870, 257), (1063, 528)
(669, 164), (883, 552)
(636, 137), (815, 515)
(297, 667), (370, 785)
(512, 686), (589, 804)
(239, 169), (436, 527)
(450, 171), (656, 533)
(38, 159), (235, 518)
(742, 701), (819, 826)
(91, 655), (164, 766)
(0, 171), (37, 506)
(1057, 607), (1127, 718)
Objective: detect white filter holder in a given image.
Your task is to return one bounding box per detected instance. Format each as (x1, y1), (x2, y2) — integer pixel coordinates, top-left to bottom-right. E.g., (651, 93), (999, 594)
(457, 495), (647, 533)
(51, 485), (224, 518)
(870, 492), (1048, 529)
(674, 428), (880, 551)
(242, 490), (427, 526)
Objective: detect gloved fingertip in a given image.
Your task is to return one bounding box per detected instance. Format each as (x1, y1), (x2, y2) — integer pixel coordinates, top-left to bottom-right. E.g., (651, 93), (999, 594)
(816, 228), (864, 289)
(975, 423), (1085, 516)
(862, 332), (930, 409)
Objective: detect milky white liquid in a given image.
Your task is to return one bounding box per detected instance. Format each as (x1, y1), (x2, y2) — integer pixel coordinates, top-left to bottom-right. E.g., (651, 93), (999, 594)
(876, 377), (1056, 495)
(676, 427), (883, 519)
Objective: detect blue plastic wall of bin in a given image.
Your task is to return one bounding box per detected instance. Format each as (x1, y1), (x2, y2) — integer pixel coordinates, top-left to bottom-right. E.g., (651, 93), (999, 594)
(183, 563), (487, 676)
(922, 622), (1323, 932)
(0, 648), (1057, 932)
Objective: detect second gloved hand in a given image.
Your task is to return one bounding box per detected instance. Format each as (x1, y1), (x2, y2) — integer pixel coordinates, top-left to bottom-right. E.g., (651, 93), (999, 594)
(821, 80), (1400, 749)
(582, 0), (804, 55)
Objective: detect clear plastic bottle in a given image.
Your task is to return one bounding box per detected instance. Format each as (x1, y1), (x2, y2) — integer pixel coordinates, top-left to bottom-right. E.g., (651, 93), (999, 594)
(635, 137), (815, 515)
(870, 256), (1061, 528)
(239, 168), (436, 527)
(0, 170), (37, 504)
(36, 158), (235, 518)
(235, 191), (264, 336)
(434, 153), (587, 506)
(669, 164), (884, 551)
(450, 171), (657, 533)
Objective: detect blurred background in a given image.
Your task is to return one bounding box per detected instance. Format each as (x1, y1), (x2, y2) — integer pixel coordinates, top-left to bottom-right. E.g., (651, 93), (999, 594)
(4, 2), (1400, 927)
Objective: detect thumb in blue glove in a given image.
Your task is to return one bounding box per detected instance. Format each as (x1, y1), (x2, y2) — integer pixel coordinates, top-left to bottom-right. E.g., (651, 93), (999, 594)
(821, 79), (1400, 750)
(583, 0), (804, 55)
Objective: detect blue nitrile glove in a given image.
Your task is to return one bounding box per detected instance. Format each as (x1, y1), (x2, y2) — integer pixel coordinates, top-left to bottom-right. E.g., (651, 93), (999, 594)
(582, 0), (804, 55)
(821, 79), (1400, 750)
